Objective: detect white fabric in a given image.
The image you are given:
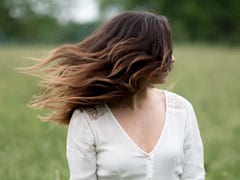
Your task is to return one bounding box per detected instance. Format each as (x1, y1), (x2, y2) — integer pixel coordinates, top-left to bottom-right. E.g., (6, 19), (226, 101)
(66, 90), (206, 180)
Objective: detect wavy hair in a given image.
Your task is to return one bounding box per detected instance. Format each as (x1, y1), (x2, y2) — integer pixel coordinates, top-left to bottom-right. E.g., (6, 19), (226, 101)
(22, 11), (173, 124)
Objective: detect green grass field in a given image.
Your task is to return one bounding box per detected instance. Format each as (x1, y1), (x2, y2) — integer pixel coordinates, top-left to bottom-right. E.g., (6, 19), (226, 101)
(0, 44), (240, 180)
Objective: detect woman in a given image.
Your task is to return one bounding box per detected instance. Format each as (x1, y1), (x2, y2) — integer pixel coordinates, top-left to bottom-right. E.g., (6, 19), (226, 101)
(26, 11), (206, 179)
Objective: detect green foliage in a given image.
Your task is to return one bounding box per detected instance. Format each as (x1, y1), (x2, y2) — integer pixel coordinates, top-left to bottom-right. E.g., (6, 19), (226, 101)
(99, 0), (240, 44)
(0, 0), (99, 44)
(0, 44), (240, 179)
(0, 0), (239, 44)
(56, 22), (100, 43)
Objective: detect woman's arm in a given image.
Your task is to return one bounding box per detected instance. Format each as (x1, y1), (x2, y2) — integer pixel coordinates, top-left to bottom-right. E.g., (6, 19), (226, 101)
(66, 109), (97, 180)
(181, 104), (206, 180)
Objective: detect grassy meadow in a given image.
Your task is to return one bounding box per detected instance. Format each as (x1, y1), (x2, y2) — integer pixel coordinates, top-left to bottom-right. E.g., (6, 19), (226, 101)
(0, 44), (240, 179)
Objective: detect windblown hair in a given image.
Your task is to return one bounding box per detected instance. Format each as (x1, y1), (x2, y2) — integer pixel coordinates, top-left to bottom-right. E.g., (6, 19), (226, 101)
(23, 11), (173, 124)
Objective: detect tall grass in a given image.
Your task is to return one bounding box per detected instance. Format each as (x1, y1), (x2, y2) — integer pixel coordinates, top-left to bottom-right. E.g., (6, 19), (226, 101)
(0, 44), (239, 179)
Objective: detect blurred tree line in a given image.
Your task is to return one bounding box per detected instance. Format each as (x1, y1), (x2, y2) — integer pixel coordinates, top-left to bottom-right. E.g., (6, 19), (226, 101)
(100, 0), (240, 44)
(0, 0), (99, 44)
(0, 0), (239, 44)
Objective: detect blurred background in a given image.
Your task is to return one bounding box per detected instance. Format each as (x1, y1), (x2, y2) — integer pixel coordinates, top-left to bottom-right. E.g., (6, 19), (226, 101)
(0, 0), (239, 179)
(0, 0), (239, 44)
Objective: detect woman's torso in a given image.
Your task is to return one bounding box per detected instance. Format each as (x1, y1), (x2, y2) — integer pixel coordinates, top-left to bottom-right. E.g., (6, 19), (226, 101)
(82, 90), (189, 180)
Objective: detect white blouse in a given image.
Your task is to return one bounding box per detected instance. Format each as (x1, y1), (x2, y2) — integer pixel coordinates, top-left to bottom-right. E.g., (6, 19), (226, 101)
(66, 90), (206, 180)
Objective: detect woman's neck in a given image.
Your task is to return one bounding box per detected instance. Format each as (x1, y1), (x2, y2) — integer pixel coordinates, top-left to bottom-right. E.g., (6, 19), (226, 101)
(109, 85), (154, 111)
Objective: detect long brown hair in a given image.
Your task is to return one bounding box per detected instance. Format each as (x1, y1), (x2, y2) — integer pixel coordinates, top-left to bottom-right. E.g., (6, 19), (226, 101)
(23, 11), (173, 124)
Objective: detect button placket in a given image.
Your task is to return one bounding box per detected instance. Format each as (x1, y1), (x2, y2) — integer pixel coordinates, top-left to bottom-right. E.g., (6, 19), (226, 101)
(146, 154), (153, 180)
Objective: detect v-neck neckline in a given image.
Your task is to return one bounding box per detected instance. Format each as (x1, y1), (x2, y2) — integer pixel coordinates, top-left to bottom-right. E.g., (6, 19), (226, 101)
(104, 89), (168, 156)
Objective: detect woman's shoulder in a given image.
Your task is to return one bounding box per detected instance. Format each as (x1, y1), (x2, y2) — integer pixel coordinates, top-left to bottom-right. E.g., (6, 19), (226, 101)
(71, 103), (108, 122)
(161, 89), (193, 111)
